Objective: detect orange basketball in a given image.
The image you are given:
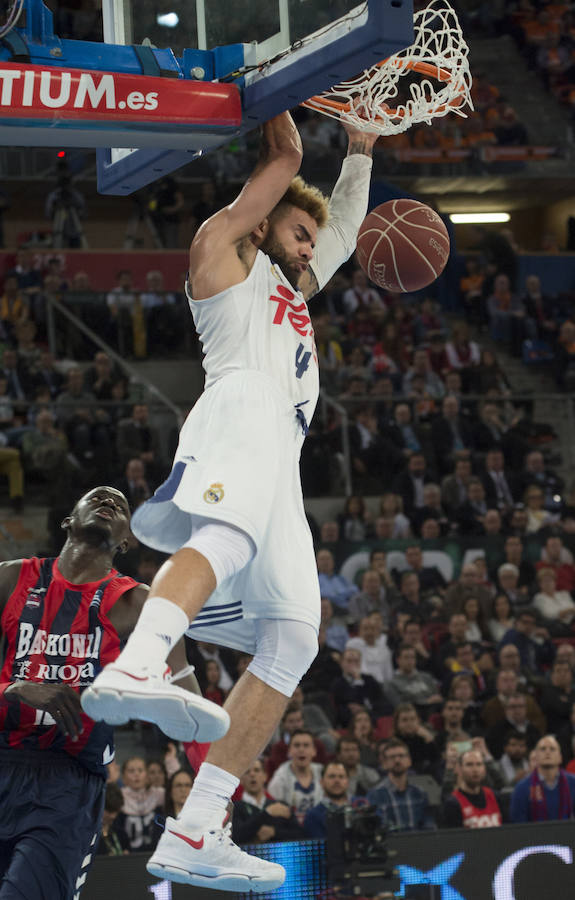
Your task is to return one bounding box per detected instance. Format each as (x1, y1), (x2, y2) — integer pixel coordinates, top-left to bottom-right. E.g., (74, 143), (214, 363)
(356, 199), (450, 293)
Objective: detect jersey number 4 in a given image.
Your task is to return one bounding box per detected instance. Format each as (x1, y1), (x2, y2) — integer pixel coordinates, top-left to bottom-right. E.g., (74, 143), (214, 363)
(295, 343), (311, 380)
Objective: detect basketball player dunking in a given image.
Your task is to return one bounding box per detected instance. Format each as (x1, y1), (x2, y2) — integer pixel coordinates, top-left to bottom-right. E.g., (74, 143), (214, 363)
(82, 111), (378, 892)
(0, 487), (203, 900)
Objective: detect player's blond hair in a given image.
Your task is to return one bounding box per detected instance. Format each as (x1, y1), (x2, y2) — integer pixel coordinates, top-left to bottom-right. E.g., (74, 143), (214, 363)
(272, 176), (329, 228)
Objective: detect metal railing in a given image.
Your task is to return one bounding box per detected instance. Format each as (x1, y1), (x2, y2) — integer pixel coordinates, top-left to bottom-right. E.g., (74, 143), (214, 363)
(39, 289), (198, 361)
(318, 391), (352, 496)
(43, 292), (184, 460)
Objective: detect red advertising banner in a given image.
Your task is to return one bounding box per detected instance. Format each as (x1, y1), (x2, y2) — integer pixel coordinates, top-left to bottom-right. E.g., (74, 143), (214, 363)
(0, 62), (241, 126)
(0, 250), (188, 291)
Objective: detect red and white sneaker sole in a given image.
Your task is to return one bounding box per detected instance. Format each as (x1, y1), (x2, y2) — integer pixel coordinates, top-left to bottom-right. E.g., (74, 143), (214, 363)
(81, 679), (229, 743)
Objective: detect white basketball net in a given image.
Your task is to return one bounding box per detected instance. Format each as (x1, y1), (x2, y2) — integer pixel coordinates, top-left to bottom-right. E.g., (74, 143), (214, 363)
(303, 0), (473, 135)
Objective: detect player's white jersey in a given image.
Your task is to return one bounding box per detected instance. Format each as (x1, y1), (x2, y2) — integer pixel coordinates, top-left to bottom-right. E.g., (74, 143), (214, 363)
(133, 248), (322, 644)
(186, 249), (319, 428)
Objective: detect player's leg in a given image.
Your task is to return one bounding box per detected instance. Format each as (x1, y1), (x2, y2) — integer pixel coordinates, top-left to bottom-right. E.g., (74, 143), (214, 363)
(0, 842), (14, 894)
(205, 671), (289, 774)
(0, 826), (100, 900)
(0, 759), (103, 900)
(0, 840), (54, 900)
(202, 618), (318, 773)
(81, 524), (254, 743)
(147, 618), (318, 892)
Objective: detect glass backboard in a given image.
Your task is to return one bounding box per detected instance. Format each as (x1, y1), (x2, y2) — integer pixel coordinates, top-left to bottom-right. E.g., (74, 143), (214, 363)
(98, 0), (414, 193)
(106, 0), (364, 63)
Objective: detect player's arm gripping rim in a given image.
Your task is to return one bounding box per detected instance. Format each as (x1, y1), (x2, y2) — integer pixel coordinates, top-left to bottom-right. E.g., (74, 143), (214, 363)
(298, 123), (379, 301)
(189, 111), (303, 302)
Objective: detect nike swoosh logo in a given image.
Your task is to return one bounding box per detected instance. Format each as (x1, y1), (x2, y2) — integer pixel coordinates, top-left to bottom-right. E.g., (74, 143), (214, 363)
(168, 830), (204, 850)
(112, 669), (149, 682)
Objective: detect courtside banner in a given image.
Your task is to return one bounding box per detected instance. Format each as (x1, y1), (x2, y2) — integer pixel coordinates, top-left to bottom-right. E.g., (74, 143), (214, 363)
(82, 821), (575, 899)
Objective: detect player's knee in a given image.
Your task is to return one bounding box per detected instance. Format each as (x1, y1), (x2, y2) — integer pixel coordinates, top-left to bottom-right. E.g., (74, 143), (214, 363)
(181, 522), (254, 586)
(294, 621), (319, 672)
(247, 619), (319, 697)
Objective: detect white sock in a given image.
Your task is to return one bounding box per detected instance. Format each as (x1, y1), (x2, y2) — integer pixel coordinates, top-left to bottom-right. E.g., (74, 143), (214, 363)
(178, 762), (239, 827)
(118, 596), (190, 669)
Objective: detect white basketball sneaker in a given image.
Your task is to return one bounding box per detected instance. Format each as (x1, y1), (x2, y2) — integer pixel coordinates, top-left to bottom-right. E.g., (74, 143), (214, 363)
(81, 661), (230, 742)
(147, 813), (286, 892)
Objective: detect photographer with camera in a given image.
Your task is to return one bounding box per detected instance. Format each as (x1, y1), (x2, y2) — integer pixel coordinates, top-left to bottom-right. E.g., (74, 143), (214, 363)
(366, 738), (436, 831)
(45, 169), (86, 249)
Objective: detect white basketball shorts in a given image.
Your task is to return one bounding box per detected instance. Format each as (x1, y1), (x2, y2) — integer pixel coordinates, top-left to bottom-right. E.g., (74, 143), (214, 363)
(131, 370), (321, 654)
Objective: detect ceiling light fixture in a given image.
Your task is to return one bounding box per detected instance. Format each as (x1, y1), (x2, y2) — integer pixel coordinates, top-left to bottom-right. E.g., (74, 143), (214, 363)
(449, 212), (511, 224)
(156, 12), (179, 27)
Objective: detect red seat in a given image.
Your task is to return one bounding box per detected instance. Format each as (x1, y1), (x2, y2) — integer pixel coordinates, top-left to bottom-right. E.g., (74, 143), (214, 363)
(374, 716), (394, 740)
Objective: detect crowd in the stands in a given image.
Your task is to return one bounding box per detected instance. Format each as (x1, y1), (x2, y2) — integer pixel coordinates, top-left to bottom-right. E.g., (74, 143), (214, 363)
(502, 0), (575, 116)
(300, 224), (575, 496)
(298, 76), (530, 175)
(1, 0), (575, 870)
(99, 520), (575, 851)
(0, 250), (184, 517)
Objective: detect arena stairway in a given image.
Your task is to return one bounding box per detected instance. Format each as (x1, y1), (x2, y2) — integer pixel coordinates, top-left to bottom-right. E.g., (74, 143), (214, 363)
(131, 358), (204, 409)
(0, 504), (52, 562)
(477, 329), (570, 491)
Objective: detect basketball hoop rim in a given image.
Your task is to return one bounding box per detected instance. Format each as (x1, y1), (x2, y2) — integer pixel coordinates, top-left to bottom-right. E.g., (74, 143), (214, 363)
(305, 57), (464, 123)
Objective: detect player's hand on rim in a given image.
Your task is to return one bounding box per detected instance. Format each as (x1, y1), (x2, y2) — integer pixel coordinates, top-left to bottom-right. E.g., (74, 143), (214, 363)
(341, 99), (383, 147)
(5, 682), (84, 741)
(343, 120), (380, 147)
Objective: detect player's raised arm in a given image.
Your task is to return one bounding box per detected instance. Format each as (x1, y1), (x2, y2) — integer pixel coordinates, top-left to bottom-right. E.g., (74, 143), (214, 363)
(227, 112), (303, 237)
(299, 122), (379, 301)
(192, 112), (302, 253)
